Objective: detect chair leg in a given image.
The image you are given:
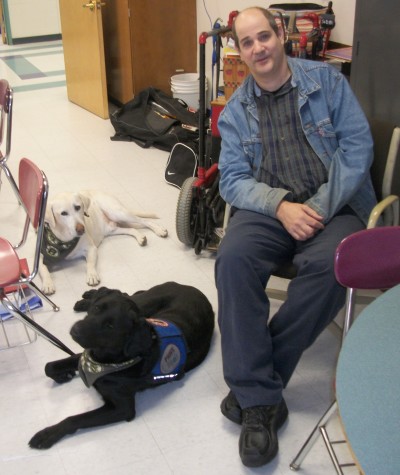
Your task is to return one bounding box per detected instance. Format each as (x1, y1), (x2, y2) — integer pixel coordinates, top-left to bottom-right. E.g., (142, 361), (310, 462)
(290, 400), (337, 471)
(319, 424), (356, 475)
(26, 280), (60, 312)
(1, 295), (74, 355)
(342, 287), (356, 342)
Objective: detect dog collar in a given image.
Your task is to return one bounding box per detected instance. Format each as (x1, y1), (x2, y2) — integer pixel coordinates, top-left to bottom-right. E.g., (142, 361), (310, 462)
(148, 318), (187, 383)
(41, 223), (80, 265)
(78, 350), (142, 388)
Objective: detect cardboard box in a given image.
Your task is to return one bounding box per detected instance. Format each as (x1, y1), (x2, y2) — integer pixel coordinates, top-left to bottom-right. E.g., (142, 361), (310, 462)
(223, 57), (250, 99)
(211, 96), (226, 137)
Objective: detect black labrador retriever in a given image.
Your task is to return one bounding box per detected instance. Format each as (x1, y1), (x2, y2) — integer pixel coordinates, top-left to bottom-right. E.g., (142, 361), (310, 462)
(29, 281), (214, 449)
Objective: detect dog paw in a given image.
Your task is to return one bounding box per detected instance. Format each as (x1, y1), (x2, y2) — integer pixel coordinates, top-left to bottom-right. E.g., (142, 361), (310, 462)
(48, 370), (76, 384)
(138, 235), (147, 246)
(42, 280), (56, 295)
(156, 228), (168, 238)
(45, 362), (76, 383)
(29, 425), (66, 450)
(86, 272), (100, 287)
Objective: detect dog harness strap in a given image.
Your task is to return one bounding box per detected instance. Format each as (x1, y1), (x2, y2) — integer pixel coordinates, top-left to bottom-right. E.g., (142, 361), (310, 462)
(78, 350), (142, 388)
(41, 223), (80, 265)
(147, 318), (187, 382)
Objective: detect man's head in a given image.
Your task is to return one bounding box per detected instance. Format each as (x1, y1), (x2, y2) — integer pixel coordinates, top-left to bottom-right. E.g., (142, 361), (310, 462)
(232, 7), (289, 90)
(232, 8), (279, 48)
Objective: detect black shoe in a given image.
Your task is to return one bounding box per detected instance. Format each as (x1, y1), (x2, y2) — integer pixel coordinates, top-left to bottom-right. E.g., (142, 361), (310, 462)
(220, 391), (242, 425)
(239, 399), (288, 467)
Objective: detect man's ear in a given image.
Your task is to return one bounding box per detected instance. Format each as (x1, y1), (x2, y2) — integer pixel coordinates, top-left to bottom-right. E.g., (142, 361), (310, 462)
(237, 47), (245, 64)
(277, 25), (287, 45)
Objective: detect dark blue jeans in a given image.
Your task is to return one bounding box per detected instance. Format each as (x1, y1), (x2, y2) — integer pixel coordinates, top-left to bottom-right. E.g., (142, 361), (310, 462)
(215, 207), (364, 409)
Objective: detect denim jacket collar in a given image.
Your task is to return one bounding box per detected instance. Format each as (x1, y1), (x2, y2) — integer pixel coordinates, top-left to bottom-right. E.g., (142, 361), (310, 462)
(218, 57), (377, 225)
(237, 57), (321, 106)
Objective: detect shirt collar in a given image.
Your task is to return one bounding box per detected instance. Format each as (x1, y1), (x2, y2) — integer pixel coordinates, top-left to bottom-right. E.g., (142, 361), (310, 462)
(257, 75), (293, 98)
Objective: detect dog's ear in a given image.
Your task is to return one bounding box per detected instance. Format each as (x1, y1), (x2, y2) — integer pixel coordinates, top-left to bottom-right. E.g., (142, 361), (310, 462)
(81, 288), (103, 300)
(94, 287), (120, 300)
(73, 287), (118, 312)
(73, 298), (91, 312)
(123, 303), (154, 359)
(45, 204), (56, 229)
(78, 193), (91, 216)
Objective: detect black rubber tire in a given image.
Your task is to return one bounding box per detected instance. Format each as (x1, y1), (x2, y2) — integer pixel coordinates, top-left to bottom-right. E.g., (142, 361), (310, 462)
(175, 176), (198, 246)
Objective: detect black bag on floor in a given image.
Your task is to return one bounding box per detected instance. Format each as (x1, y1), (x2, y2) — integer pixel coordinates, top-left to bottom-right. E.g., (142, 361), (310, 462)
(165, 141), (198, 188)
(110, 87), (199, 152)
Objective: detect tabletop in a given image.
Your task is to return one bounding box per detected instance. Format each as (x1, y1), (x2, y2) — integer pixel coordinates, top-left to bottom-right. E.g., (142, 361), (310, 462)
(336, 284), (400, 475)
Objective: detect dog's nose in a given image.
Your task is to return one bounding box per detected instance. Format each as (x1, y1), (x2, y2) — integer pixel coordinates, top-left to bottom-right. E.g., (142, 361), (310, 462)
(70, 325), (78, 339)
(70, 321), (84, 342)
(76, 223), (85, 236)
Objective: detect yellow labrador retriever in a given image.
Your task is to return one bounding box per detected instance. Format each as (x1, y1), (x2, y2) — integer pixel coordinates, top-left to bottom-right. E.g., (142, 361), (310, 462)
(39, 190), (168, 295)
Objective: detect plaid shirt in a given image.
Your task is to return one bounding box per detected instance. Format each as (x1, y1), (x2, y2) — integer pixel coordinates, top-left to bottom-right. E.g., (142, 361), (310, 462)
(256, 77), (328, 203)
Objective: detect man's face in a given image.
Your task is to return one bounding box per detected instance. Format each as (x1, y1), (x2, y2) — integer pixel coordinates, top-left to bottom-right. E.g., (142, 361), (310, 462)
(235, 9), (286, 81)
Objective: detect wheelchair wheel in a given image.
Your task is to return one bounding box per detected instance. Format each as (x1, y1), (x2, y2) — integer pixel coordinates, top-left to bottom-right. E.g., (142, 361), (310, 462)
(176, 176), (198, 246)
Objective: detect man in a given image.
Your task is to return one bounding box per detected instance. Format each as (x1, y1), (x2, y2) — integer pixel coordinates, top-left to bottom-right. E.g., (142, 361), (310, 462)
(215, 7), (376, 468)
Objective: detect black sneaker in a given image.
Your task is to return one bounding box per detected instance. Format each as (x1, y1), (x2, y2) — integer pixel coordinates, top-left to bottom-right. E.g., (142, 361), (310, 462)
(239, 399), (288, 467)
(220, 391), (242, 424)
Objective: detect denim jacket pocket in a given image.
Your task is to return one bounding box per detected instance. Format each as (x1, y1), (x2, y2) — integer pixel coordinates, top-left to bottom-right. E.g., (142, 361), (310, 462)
(304, 120), (338, 163)
(243, 136), (263, 172)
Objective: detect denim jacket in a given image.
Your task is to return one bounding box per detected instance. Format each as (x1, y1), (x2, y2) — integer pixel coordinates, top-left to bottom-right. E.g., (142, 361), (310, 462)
(218, 57), (377, 225)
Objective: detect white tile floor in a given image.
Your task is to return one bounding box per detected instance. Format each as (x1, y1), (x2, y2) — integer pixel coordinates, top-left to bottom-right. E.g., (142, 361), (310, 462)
(0, 41), (361, 475)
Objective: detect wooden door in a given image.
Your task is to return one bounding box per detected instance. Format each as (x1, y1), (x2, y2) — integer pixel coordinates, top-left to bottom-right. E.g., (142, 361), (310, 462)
(102, 0), (133, 105)
(59, 0), (108, 119)
(129, 0), (197, 94)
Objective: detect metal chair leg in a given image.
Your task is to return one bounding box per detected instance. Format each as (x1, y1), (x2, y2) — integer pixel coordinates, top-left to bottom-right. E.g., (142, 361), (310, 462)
(290, 400), (337, 471)
(26, 280), (60, 312)
(319, 424), (356, 475)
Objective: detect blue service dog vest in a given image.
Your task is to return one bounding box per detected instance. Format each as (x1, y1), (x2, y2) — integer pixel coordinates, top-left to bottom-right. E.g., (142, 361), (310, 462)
(147, 318), (187, 381)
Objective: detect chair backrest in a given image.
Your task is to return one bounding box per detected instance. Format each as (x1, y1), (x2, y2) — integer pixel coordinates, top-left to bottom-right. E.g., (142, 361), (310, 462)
(0, 78), (13, 164)
(334, 226), (400, 290)
(17, 158), (49, 277)
(18, 158), (47, 229)
(369, 119), (400, 203)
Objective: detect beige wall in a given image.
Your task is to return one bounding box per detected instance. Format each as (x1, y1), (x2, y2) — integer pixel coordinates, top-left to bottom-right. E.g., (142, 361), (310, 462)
(6, 0), (60, 39)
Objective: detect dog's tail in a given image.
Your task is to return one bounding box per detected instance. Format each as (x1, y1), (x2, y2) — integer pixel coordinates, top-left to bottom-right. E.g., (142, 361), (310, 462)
(132, 211), (159, 219)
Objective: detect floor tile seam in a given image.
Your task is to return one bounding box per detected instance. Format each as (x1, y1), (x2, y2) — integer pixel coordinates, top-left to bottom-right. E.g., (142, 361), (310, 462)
(0, 49), (64, 59)
(12, 81), (67, 92)
(10, 73), (66, 82)
(135, 421), (173, 473)
(0, 42), (63, 54)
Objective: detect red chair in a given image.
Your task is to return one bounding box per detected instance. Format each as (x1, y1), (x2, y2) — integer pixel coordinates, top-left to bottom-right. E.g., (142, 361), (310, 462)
(0, 78), (20, 202)
(0, 158), (74, 355)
